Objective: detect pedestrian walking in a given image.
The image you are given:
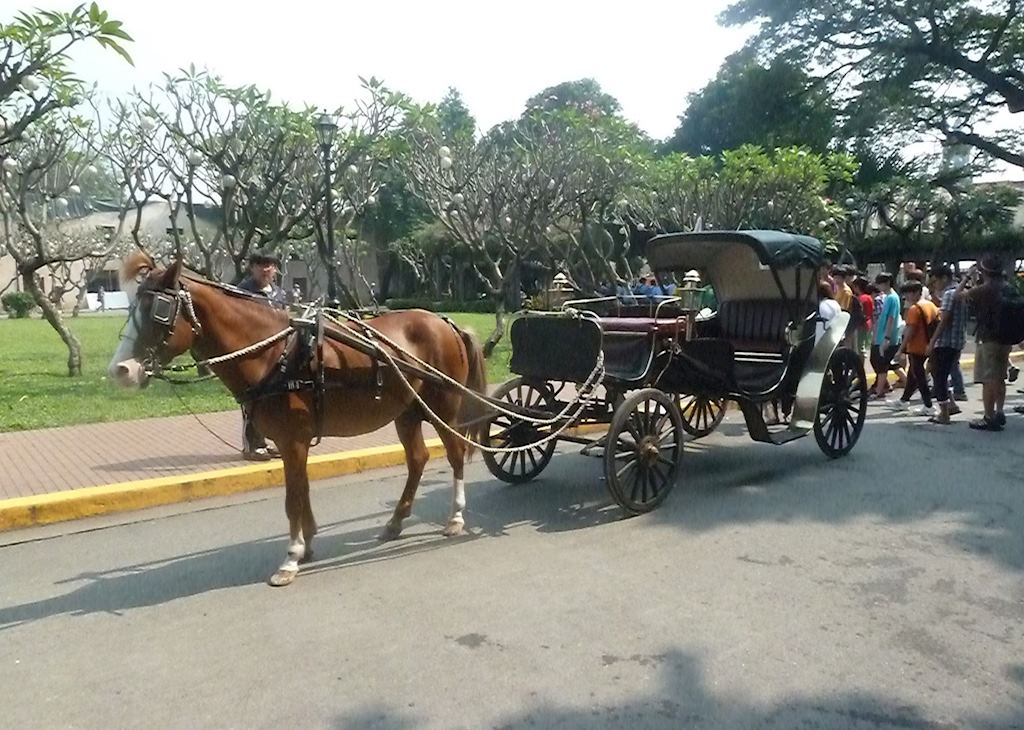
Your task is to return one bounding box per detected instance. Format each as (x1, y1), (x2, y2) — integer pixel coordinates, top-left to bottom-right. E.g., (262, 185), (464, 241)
(926, 266), (968, 424)
(870, 272), (902, 398)
(852, 278), (875, 360)
(956, 255), (1013, 431)
(889, 281), (938, 415)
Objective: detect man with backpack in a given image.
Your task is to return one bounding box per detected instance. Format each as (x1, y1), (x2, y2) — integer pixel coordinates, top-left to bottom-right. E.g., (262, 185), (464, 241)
(956, 255), (1024, 431)
(889, 281), (938, 415)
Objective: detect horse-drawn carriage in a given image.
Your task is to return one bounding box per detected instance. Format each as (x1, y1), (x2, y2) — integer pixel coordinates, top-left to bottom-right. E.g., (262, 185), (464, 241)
(482, 229), (868, 514)
(110, 229), (866, 585)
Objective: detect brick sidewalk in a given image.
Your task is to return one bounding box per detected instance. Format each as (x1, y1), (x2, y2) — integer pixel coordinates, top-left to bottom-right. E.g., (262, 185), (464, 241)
(0, 411), (436, 500)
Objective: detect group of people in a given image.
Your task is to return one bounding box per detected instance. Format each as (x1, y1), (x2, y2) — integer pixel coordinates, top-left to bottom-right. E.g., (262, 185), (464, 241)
(819, 255), (1021, 431)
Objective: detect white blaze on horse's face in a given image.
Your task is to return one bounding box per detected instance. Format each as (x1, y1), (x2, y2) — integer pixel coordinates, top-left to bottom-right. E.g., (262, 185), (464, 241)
(108, 293), (149, 389)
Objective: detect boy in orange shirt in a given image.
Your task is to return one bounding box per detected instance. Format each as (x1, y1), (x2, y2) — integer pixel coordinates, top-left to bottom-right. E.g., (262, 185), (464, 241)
(889, 281), (939, 415)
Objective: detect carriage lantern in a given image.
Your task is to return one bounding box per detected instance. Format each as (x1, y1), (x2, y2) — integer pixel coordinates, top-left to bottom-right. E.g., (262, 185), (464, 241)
(680, 269), (703, 311)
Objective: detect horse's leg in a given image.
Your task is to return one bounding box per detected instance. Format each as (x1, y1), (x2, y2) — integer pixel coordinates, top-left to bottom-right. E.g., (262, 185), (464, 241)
(381, 409), (429, 541)
(269, 441), (312, 587)
(437, 426), (468, 537)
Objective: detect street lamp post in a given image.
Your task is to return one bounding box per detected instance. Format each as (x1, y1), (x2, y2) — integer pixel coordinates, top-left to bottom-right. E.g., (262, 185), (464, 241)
(315, 111), (339, 308)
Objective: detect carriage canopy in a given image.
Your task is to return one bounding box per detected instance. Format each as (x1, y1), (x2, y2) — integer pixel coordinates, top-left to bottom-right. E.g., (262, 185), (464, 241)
(646, 230), (825, 303)
(646, 230), (825, 272)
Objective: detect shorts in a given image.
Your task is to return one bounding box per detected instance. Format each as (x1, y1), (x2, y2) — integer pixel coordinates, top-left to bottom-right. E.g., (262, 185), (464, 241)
(973, 341), (1012, 383)
(870, 343), (899, 375)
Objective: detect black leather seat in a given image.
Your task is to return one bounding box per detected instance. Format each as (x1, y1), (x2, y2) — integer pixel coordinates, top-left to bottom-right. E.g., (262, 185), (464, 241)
(717, 300), (796, 352)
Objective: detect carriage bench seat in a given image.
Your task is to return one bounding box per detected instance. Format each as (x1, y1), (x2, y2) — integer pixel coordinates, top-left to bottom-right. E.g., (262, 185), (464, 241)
(717, 300), (804, 353)
(597, 317), (686, 336)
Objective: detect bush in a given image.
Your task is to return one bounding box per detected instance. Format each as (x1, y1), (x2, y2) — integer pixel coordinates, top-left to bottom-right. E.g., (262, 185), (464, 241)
(384, 297), (496, 313)
(2, 291), (36, 318)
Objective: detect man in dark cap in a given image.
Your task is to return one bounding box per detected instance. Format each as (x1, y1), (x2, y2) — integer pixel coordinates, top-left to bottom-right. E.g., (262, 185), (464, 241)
(238, 249), (287, 459)
(956, 254), (1011, 430)
(239, 250), (288, 306)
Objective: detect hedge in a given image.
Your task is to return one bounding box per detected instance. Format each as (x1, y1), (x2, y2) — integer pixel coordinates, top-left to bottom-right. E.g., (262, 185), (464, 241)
(1, 291), (36, 318)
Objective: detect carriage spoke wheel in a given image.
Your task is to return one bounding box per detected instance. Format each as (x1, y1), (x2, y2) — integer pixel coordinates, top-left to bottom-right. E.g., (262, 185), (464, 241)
(604, 388), (683, 515)
(678, 394), (727, 439)
(813, 348), (868, 459)
(483, 377), (557, 484)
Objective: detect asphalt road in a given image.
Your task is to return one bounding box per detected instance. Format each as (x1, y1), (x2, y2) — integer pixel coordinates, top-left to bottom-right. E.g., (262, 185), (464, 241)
(2, 393), (1023, 730)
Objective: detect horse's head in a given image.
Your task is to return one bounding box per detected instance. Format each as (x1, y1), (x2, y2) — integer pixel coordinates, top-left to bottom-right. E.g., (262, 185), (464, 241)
(107, 252), (201, 388)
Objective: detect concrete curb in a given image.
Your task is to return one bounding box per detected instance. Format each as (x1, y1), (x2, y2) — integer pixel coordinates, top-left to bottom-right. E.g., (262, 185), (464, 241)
(0, 440), (447, 532)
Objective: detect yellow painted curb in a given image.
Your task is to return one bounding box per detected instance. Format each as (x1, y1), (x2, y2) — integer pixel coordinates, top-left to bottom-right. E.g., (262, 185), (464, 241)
(0, 424), (610, 532)
(0, 440), (447, 532)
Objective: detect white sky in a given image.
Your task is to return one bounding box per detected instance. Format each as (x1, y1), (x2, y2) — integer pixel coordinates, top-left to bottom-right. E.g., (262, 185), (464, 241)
(0, 0), (751, 140)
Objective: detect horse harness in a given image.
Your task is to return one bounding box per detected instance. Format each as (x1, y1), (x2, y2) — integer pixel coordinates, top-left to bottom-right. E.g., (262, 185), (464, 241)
(137, 278), (461, 445)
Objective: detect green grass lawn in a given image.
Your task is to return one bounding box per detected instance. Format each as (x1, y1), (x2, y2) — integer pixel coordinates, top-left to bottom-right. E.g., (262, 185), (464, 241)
(0, 311), (512, 433)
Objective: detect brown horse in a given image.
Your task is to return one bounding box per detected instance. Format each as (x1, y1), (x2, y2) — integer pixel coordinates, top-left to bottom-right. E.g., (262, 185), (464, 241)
(108, 252), (487, 586)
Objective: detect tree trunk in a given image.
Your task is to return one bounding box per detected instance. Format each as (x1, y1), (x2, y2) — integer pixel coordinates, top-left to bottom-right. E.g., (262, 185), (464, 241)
(482, 300), (507, 359)
(23, 272), (82, 376)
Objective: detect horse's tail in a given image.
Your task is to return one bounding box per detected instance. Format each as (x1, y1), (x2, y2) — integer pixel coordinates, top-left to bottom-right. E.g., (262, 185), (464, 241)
(456, 327), (488, 459)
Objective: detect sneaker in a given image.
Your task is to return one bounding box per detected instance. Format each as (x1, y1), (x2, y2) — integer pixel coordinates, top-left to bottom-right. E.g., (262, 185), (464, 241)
(994, 411), (1007, 428)
(1014, 405), (1024, 415)
(1009, 365), (1020, 384)
(243, 447), (276, 462)
(969, 417), (1003, 432)
(886, 398), (909, 410)
(948, 402), (962, 416)
(913, 405), (937, 417)
(954, 393), (969, 402)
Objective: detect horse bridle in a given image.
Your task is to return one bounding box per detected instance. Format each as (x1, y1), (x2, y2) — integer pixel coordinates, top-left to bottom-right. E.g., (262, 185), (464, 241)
(132, 279), (203, 376)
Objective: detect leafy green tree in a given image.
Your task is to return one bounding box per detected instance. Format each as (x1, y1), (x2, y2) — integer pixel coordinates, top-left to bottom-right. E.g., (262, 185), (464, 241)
(666, 55), (837, 156)
(437, 87), (476, 145)
(0, 4), (133, 148)
(524, 78), (622, 117)
(623, 145), (857, 251)
(720, 0), (1024, 171)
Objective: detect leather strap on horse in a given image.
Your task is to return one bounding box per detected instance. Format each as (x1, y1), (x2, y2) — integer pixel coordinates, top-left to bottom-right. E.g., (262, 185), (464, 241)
(312, 308), (326, 447)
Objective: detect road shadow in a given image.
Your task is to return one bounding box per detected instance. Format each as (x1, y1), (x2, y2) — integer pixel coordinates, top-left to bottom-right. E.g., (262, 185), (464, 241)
(330, 648), (1024, 729)
(0, 504), (482, 628)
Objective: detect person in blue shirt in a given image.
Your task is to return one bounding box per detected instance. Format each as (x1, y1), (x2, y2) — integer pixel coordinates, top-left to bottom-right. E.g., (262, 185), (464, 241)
(870, 272), (903, 398)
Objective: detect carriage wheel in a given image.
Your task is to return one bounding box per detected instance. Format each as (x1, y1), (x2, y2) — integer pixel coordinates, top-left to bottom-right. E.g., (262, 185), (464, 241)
(813, 348), (868, 459)
(604, 388), (684, 515)
(678, 394), (727, 439)
(483, 377), (557, 484)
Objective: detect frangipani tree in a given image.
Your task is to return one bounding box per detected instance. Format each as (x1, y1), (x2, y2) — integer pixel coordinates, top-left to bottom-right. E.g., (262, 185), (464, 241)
(0, 114), (117, 374)
(622, 146), (857, 255)
(404, 108), (578, 353)
(0, 4), (133, 149)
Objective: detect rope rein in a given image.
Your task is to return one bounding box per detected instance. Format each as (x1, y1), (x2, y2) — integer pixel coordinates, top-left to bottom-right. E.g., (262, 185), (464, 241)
(155, 298), (607, 455)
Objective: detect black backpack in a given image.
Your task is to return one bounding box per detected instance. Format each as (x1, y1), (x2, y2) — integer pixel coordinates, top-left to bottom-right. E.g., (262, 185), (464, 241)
(849, 294), (865, 329)
(993, 284), (1024, 346)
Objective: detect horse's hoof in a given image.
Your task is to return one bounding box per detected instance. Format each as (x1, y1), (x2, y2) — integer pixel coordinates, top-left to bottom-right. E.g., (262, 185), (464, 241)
(268, 569), (298, 587)
(380, 523), (402, 541)
(442, 522), (464, 537)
